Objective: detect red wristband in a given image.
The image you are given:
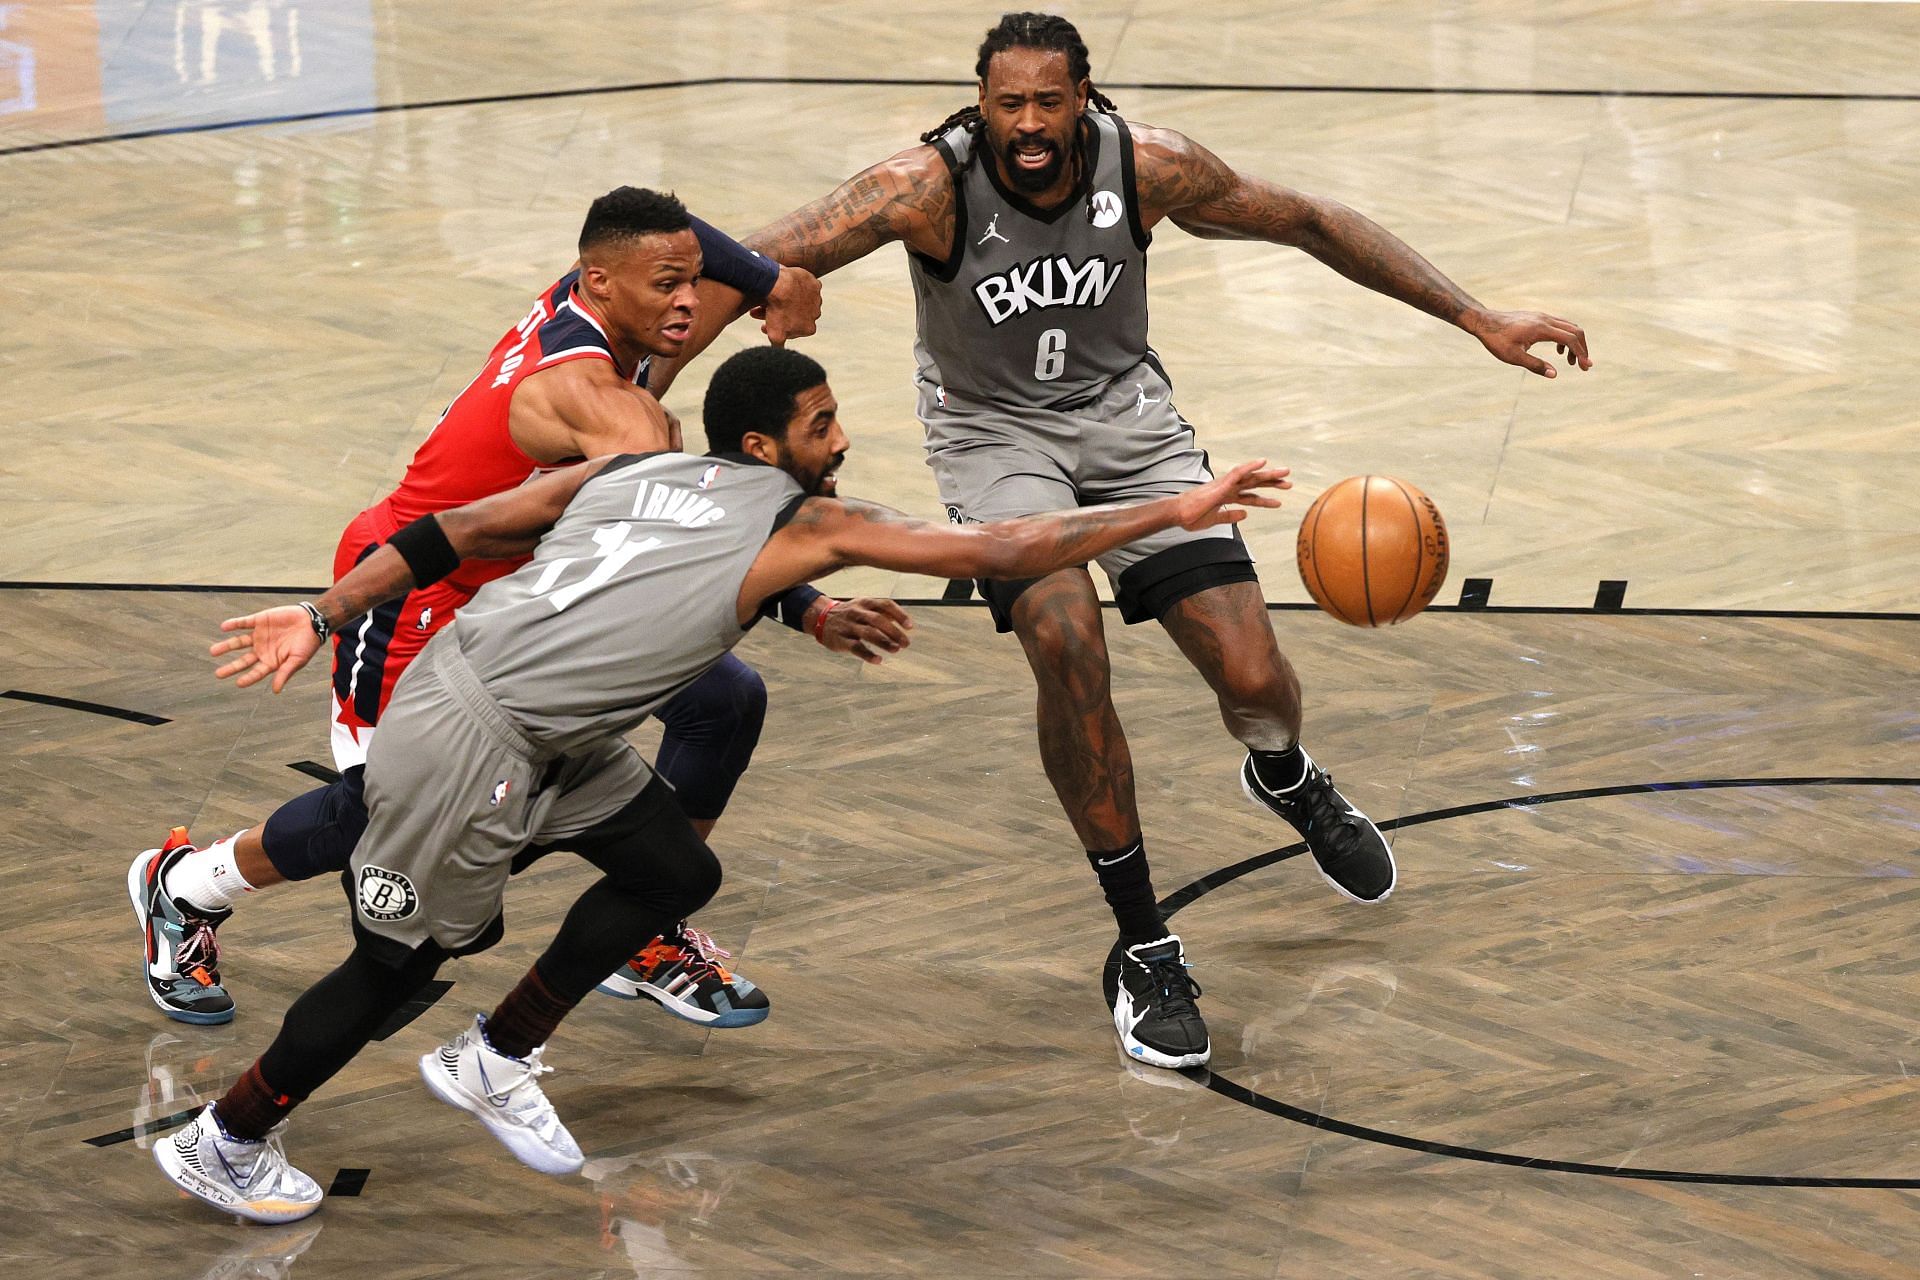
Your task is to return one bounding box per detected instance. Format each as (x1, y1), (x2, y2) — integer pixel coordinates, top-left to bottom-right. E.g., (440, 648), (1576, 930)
(811, 599), (842, 644)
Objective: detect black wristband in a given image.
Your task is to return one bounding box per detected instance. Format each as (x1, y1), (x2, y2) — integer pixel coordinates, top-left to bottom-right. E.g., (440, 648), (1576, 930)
(689, 215), (780, 300)
(298, 601), (330, 641)
(758, 584), (825, 632)
(387, 514), (461, 588)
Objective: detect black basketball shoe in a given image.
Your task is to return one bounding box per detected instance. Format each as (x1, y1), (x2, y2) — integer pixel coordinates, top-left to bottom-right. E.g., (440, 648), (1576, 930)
(1241, 750), (1396, 902)
(1111, 935), (1210, 1069)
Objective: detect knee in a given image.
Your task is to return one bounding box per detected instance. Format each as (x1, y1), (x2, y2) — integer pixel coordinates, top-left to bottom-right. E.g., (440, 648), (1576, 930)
(657, 655), (767, 747)
(1217, 651), (1301, 714)
(1012, 588), (1112, 701)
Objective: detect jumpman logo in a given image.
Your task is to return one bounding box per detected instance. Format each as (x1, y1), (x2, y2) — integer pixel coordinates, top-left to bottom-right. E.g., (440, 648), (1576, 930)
(1133, 383), (1163, 416)
(977, 215), (1009, 246)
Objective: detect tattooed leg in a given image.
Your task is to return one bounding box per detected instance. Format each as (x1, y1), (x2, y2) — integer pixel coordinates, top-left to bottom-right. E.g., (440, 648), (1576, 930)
(1009, 568), (1141, 850)
(1160, 580), (1303, 751)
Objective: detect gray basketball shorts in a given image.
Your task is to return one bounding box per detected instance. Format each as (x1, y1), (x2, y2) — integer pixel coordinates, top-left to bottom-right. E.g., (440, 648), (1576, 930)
(918, 358), (1258, 632)
(347, 630), (652, 963)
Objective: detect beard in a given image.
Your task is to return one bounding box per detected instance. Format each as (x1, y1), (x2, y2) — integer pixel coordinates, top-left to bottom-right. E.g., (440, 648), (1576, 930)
(807, 452), (847, 496)
(1000, 134), (1065, 193)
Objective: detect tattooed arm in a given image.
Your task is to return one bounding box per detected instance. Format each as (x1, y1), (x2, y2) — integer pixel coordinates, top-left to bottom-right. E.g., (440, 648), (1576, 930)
(1130, 123), (1591, 377)
(735, 460), (1290, 620)
(742, 145), (958, 277)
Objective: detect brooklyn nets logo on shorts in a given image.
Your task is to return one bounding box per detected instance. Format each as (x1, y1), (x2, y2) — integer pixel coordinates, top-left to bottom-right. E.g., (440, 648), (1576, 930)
(357, 865), (419, 921)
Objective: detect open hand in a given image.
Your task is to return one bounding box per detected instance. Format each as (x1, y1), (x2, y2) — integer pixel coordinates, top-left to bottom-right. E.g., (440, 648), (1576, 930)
(210, 606), (323, 693)
(1466, 308), (1591, 377)
(749, 265), (824, 346)
(1176, 459), (1291, 530)
(818, 596), (915, 664)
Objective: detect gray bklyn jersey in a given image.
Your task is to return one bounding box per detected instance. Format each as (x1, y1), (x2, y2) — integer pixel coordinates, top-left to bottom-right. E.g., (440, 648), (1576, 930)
(452, 452), (804, 754)
(909, 111), (1153, 411)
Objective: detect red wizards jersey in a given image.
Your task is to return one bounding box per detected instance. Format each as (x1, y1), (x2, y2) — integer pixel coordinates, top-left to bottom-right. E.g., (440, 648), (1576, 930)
(381, 269), (648, 536)
(328, 270), (650, 768)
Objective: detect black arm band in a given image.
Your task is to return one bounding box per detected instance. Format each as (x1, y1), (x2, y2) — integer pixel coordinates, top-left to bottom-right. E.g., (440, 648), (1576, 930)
(758, 584), (825, 632)
(386, 514), (461, 588)
(690, 215), (780, 300)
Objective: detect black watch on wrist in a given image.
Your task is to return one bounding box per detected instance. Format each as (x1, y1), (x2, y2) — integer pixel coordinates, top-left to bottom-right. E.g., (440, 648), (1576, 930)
(298, 601), (330, 641)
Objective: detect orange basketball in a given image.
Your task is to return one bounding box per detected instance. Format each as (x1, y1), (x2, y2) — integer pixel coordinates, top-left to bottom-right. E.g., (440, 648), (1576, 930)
(1295, 476), (1449, 626)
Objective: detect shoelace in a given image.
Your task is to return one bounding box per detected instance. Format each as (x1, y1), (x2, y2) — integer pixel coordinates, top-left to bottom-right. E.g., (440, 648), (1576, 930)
(174, 919), (223, 982)
(1296, 771), (1368, 857)
(479, 1041), (556, 1108)
(1136, 955), (1203, 1018)
(501, 1049), (564, 1132)
(673, 924), (734, 981)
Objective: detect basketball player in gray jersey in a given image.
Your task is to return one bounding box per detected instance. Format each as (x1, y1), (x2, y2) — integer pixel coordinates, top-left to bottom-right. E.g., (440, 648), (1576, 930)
(152, 345), (1289, 1224)
(705, 13), (1594, 1070)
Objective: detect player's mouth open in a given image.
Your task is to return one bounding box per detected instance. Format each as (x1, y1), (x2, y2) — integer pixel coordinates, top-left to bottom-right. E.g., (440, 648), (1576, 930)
(663, 320), (693, 341)
(1014, 141), (1054, 169)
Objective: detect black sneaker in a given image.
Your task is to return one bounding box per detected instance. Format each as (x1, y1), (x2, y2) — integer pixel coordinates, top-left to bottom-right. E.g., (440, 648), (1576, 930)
(127, 827), (236, 1024)
(1241, 750), (1396, 902)
(1111, 935), (1210, 1069)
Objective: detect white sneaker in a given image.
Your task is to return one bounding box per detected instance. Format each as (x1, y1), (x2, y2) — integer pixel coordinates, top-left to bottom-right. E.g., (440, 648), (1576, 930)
(154, 1106), (323, 1224)
(419, 1015), (583, 1175)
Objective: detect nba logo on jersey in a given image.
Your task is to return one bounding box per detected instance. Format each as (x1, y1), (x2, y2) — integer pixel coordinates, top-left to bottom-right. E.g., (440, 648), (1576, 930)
(697, 463), (721, 490)
(489, 779), (511, 807)
(1088, 190), (1123, 229)
(417, 605), (432, 631)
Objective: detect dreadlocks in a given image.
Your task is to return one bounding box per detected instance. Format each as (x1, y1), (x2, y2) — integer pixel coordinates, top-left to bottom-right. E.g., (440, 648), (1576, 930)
(918, 11), (1120, 145)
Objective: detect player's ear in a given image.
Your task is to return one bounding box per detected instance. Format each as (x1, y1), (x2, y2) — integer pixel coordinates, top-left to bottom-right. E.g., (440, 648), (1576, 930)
(739, 431), (781, 468)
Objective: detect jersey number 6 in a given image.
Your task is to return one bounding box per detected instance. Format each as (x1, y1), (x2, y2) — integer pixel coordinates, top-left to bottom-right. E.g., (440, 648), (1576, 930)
(1035, 328), (1067, 381)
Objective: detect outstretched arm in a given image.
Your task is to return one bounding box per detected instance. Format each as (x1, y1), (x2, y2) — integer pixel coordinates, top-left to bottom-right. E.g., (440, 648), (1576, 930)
(1131, 124), (1591, 378)
(210, 459), (614, 692)
(742, 146), (957, 278)
(737, 460), (1289, 617)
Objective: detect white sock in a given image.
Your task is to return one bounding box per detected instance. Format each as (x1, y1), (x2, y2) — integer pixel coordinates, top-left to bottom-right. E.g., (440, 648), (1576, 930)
(162, 832), (257, 913)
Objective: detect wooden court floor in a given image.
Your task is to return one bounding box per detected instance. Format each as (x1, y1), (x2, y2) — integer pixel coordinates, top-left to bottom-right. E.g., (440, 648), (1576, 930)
(4, 1), (1920, 1276)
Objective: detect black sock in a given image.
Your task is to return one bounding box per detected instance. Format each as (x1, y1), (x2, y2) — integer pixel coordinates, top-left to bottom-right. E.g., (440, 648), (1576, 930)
(1249, 743), (1308, 793)
(1086, 839), (1165, 945)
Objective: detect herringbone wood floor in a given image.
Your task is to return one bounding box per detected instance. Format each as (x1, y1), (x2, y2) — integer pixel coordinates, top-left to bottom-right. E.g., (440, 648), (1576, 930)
(4, 1), (1919, 1276)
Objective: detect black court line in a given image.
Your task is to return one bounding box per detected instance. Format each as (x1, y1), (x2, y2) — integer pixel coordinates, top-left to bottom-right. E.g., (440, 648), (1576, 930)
(1188, 1070), (1920, 1189)
(369, 979), (454, 1041)
(1152, 775), (1920, 1187)
(328, 1168), (371, 1197)
(84, 1105), (199, 1147)
(0, 581), (311, 595)
(5, 74), (1917, 159)
(2, 689), (171, 725)
(289, 760), (344, 784)
(4, 581), (1919, 623)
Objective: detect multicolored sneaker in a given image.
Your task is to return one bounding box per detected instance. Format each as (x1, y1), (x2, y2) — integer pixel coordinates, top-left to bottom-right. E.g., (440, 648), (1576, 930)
(128, 828), (235, 1025)
(594, 923), (769, 1028)
(154, 1105), (323, 1224)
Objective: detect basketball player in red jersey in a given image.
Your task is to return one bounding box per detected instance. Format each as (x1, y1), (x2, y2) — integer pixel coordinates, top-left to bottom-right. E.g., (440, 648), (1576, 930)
(130, 188), (914, 1029)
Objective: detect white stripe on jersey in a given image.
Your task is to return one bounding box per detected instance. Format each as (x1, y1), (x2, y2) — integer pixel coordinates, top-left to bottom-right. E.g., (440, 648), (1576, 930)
(559, 296), (610, 338)
(535, 346), (615, 368)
